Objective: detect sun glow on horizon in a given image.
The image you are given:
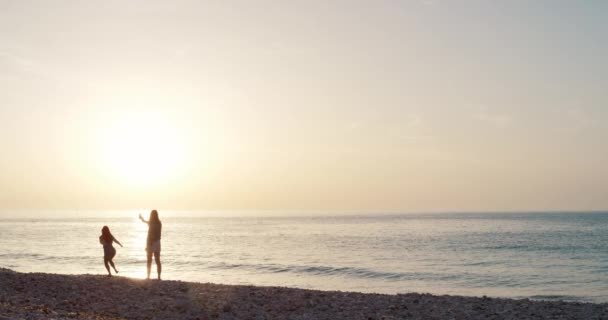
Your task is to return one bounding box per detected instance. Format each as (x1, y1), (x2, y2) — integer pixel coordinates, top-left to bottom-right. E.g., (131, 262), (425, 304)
(100, 110), (186, 187)
(1, 1), (607, 211)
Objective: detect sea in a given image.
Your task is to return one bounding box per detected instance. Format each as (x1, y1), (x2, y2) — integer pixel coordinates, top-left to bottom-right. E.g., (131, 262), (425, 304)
(1, 212), (607, 303)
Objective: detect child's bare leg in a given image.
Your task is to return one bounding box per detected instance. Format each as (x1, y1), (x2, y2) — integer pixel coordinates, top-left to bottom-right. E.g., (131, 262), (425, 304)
(109, 259), (118, 273)
(103, 258), (112, 276)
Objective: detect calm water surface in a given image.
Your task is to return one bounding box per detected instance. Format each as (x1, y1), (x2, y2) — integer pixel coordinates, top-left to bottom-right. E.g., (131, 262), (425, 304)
(1, 212), (607, 303)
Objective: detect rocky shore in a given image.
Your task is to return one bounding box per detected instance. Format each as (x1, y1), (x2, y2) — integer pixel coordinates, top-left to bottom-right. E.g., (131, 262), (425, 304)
(0, 268), (606, 319)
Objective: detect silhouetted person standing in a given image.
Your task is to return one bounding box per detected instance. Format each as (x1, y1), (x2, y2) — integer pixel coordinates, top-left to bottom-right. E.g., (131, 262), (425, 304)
(139, 210), (162, 280)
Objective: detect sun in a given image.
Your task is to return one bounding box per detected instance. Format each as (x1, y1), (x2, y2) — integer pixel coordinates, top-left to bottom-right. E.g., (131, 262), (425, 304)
(100, 111), (185, 186)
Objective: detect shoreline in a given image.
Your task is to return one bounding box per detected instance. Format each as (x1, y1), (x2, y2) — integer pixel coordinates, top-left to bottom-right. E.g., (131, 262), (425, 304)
(0, 268), (606, 320)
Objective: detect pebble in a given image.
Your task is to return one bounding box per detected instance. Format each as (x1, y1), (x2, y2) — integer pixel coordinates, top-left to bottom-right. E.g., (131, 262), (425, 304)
(0, 268), (607, 320)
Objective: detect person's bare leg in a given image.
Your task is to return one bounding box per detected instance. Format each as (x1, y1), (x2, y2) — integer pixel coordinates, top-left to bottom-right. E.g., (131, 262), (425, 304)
(146, 251), (152, 279)
(104, 258), (112, 276)
(109, 259), (118, 273)
(154, 251), (161, 280)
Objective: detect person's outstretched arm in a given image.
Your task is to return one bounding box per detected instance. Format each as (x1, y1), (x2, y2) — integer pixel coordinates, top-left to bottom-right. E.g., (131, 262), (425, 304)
(139, 213), (149, 224)
(113, 237), (123, 247)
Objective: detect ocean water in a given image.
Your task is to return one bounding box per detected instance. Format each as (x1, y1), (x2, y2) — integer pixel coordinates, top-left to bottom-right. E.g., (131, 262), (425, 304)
(1, 212), (607, 303)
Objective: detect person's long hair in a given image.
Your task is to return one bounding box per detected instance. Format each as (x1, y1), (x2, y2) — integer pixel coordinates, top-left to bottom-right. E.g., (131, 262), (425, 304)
(101, 226), (114, 243)
(150, 210), (161, 225)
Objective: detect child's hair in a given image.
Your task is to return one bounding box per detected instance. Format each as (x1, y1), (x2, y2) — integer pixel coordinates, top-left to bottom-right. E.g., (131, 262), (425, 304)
(101, 226), (113, 243)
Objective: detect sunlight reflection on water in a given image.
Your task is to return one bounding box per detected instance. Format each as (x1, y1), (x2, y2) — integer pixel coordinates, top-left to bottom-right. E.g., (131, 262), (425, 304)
(1, 212), (608, 303)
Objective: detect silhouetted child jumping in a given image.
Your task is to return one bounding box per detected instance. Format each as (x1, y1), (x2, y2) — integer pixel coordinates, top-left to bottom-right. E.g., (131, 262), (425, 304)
(99, 226), (123, 276)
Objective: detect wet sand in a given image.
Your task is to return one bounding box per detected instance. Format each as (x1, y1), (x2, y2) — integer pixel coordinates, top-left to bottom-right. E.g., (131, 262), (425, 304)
(0, 268), (606, 319)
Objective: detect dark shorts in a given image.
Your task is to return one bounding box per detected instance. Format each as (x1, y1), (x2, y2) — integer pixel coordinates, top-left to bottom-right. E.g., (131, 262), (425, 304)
(104, 245), (116, 259)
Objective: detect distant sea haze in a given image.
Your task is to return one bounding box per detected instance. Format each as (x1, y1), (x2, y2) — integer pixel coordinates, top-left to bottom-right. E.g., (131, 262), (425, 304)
(1, 212), (607, 302)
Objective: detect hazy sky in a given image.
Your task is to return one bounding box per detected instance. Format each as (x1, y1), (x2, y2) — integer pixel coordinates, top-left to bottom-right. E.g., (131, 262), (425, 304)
(1, 1), (607, 212)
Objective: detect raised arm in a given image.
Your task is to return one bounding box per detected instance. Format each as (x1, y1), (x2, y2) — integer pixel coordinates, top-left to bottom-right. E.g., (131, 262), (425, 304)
(139, 213), (149, 224)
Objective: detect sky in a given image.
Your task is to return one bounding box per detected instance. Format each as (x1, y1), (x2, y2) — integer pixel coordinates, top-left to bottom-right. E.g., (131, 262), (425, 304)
(0, 0), (607, 212)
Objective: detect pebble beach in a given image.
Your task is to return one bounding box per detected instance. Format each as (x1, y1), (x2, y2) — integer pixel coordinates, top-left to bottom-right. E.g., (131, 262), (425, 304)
(0, 268), (607, 320)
